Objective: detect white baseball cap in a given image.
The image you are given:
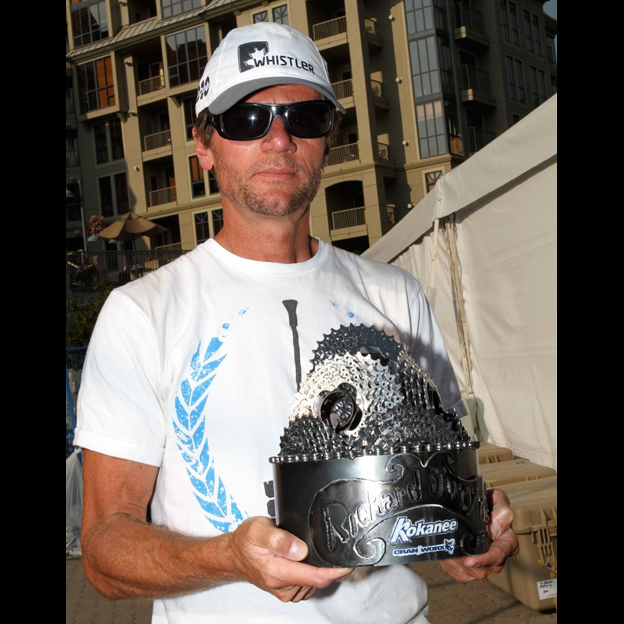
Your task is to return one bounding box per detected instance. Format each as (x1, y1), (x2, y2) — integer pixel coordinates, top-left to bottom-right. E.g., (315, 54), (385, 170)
(195, 22), (346, 116)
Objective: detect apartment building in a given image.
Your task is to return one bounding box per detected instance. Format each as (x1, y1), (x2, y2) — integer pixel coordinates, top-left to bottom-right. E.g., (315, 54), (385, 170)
(65, 0), (557, 256)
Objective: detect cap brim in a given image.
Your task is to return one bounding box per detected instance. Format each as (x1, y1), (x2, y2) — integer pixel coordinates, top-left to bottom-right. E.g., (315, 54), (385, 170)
(208, 77), (347, 115)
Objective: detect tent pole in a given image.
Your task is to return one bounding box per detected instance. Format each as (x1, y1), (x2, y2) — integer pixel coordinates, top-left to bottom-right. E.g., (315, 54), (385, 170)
(443, 216), (480, 439)
(428, 218), (440, 291)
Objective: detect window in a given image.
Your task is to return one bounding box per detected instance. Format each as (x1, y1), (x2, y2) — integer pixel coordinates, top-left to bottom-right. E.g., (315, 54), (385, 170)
(501, 0), (510, 42)
(538, 69), (547, 103)
(115, 173), (129, 214)
(506, 56), (516, 100)
(208, 170), (219, 195)
(252, 4), (289, 25)
(110, 119), (124, 160)
(78, 57), (115, 113)
(509, 2), (519, 45)
(183, 98), (196, 141)
(507, 57), (525, 103)
(547, 35), (557, 67)
(515, 59), (525, 103)
(405, 0), (435, 35)
(71, 0), (109, 48)
(166, 26), (208, 87)
(425, 170), (443, 193)
(524, 11), (534, 53)
(531, 67), (539, 108)
(189, 156), (206, 198)
(533, 15), (542, 56)
(99, 173), (129, 217)
(212, 209), (224, 236)
(551, 74), (557, 94)
(161, 0), (202, 19)
(416, 100), (447, 159)
(409, 37), (440, 98)
(93, 118), (124, 164)
(194, 212), (210, 244)
(94, 122), (108, 163)
(99, 177), (114, 217)
(273, 5), (289, 25)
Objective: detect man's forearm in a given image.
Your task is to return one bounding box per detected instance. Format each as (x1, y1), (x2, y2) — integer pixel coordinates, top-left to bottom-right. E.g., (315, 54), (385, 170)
(82, 513), (236, 600)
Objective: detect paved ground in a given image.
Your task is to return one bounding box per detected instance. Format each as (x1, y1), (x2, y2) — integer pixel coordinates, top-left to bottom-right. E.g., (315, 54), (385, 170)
(66, 557), (556, 624)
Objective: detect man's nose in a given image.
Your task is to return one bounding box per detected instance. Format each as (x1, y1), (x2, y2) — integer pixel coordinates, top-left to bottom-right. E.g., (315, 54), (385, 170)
(261, 115), (296, 152)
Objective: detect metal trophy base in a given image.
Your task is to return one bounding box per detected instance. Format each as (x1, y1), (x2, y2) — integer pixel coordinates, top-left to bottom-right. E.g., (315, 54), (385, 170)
(271, 443), (490, 567)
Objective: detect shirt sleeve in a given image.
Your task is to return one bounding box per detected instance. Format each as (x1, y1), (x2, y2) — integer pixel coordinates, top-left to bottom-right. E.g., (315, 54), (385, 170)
(74, 289), (167, 467)
(408, 282), (467, 417)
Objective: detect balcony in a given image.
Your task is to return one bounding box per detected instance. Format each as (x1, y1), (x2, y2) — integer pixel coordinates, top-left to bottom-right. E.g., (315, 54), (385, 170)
(327, 143), (360, 167)
(466, 127), (496, 156)
(149, 185), (177, 207)
(364, 18), (383, 48)
(313, 16), (347, 43)
(332, 207), (365, 230)
(144, 129), (172, 152)
(378, 142), (391, 162)
(332, 79), (354, 105)
(138, 74), (165, 96)
(386, 204), (396, 225)
(454, 5), (489, 49)
(449, 134), (463, 158)
(371, 79), (389, 109)
(460, 65), (496, 109)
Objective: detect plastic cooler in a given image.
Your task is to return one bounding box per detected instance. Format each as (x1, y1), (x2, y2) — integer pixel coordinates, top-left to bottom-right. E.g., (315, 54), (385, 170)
(489, 476), (557, 611)
(477, 442), (514, 465)
(478, 458), (557, 489)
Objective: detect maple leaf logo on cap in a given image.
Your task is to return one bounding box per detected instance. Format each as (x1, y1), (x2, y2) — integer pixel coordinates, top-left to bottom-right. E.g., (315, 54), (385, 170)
(238, 41), (270, 73)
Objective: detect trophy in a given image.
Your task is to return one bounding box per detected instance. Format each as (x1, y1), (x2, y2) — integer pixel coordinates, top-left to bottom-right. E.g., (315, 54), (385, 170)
(269, 325), (490, 567)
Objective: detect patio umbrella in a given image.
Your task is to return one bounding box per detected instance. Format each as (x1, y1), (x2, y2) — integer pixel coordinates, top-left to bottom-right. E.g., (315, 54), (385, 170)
(97, 212), (167, 242)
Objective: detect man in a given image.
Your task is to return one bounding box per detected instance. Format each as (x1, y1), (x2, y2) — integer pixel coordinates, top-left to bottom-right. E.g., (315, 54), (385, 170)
(76, 23), (518, 624)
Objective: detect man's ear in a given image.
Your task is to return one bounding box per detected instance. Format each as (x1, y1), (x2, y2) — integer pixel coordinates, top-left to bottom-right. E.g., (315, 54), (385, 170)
(193, 128), (216, 172)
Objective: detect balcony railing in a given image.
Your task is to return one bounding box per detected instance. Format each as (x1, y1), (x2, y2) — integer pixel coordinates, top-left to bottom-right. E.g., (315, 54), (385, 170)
(66, 248), (185, 289)
(313, 16), (347, 41)
(364, 18), (377, 35)
(139, 74), (165, 96)
(332, 207), (366, 230)
(386, 204), (396, 225)
(149, 185), (177, 207)
(449, 134), (463, 157)
(371, 79), (383, 98)
(378, 143), (390, 161)
(460, 65), (491, 95)
(327, 143), (360, 166)
(455, 4), (485, 34)
(144, 129), (172, 151)
(332, 79), (354, 100)
(466, 127), (495, 156)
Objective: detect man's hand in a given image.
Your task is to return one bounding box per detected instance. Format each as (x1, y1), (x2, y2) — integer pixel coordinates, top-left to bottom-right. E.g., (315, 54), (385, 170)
(228, 517), (353, 602)
(440, 489), (519, 583)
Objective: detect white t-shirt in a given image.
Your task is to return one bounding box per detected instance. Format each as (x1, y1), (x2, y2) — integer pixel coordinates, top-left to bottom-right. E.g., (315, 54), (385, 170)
(76, 239), (463, 624)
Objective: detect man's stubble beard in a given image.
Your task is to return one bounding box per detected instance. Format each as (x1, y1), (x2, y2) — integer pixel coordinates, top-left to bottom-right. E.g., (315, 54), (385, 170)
(211, 151), (325, 218)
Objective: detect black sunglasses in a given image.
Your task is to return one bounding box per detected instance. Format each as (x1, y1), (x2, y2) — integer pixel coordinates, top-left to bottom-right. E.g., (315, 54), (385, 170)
(208, 100), (335, 141)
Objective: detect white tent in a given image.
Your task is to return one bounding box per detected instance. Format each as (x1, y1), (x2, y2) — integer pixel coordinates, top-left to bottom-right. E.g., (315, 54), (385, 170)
(364, 95), (557, 470)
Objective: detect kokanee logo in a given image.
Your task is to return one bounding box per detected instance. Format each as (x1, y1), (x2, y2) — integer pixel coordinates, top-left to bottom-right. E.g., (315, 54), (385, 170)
(238, 41), (271, 73)
(238, 41), (316, 74)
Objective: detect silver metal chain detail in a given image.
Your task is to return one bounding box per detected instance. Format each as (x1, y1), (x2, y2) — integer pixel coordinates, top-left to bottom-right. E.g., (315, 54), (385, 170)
(277, 325), (470, 460)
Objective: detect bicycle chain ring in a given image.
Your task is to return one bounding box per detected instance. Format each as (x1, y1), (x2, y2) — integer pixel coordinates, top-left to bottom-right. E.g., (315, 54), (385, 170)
(280, 324), (470, 457)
